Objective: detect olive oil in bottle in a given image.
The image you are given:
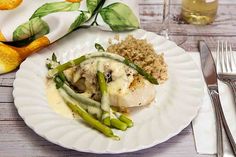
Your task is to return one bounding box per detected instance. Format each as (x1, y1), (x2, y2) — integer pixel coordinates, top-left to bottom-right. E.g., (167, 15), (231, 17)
(181, 0), (218, 25)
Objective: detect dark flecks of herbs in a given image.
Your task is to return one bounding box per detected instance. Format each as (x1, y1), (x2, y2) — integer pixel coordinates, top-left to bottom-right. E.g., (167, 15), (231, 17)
(125, 69), (133, 77)
(105, 70), (113, 83)
(95, 43), (105, 52)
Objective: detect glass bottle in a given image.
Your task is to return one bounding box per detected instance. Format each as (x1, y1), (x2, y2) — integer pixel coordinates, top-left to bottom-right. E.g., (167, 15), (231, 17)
(181, 0), (218, 25)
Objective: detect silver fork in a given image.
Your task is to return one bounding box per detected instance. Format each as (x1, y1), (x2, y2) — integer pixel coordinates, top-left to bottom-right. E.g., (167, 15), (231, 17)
(217, 41), (236, 106)
(216, 40), (236, 155)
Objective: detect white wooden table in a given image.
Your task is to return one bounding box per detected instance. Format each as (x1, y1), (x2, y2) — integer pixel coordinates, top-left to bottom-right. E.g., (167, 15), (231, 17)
(1, 1), (235, 156)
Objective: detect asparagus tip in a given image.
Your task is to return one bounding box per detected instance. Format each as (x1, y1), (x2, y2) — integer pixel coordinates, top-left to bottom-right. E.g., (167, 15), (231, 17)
(127, 123), (133, 128)
(111, 135), (120, 141)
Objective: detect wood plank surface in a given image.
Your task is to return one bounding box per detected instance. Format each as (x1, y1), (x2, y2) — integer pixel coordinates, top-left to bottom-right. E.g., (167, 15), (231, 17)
(0, 120), (205, 157)
(0, 87), (13, 103)
(1, 1), (236, 156)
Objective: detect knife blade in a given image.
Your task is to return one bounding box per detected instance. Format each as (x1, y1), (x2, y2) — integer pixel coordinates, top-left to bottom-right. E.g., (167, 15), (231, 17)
(199, 41), (218, 86)
(199, 40), (223, 157)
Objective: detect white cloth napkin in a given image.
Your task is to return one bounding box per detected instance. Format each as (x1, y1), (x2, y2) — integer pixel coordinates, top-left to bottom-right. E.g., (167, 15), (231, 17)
(190, 52), (236, 156)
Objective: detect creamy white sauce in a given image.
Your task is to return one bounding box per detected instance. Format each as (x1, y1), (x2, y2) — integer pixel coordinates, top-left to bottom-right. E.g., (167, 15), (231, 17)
(46, 80), (74, 119)
(46, 58), (135, 118)
(80, 58), (136, 95)
(46, 57), (155, 114)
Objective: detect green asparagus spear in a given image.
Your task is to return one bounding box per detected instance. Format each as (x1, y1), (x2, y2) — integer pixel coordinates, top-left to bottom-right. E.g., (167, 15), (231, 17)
(110, 112), (127, 131)
(48, 55), (86, 78)
(58, 88), (120, 140)
(46, 54), (67, 83)
(97, 71), (109, 111)
(54, 77), (102, 119)
(97, 65), (127, 130)
(110, 119), (127, 131)
(113, 111), (133, 128)
(54, 77), (101, 108)
(56, 76), (133, 129)
(47, 52), (158, 84)
(97, 69), (111, 126)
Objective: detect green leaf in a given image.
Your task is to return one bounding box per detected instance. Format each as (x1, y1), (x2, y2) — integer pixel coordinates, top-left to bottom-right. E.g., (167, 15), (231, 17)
(69, 11), (89, 32)
(30, 2), (80, 19)
(99, 3), (139, 31)
(87, 0), (101, 13)
(13, 17), (49, 41)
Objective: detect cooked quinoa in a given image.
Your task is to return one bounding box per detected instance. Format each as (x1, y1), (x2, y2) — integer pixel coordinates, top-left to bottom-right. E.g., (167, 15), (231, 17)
(107, 35), (168, 84)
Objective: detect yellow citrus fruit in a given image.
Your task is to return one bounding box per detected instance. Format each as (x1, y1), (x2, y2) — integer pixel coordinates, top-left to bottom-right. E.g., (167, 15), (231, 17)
(0, 36), (50, 74)
(0, 0), (23, 10)
(0, 43), (21, 74)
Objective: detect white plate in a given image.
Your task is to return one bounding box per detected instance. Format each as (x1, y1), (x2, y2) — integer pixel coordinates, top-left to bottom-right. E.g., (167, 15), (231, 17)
(13, 28), (204, 154)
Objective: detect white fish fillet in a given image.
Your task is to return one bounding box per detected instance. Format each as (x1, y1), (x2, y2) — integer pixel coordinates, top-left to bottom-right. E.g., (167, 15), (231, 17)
(109, 79), (156, 108)
(64, 58), (156, 108)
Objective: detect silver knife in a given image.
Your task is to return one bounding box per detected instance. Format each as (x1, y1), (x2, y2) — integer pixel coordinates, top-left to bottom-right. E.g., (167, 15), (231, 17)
(199, 40), (223, 157)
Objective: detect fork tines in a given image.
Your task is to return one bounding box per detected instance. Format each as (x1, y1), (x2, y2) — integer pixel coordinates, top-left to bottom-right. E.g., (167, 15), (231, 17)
(217, 41), (236, 74)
